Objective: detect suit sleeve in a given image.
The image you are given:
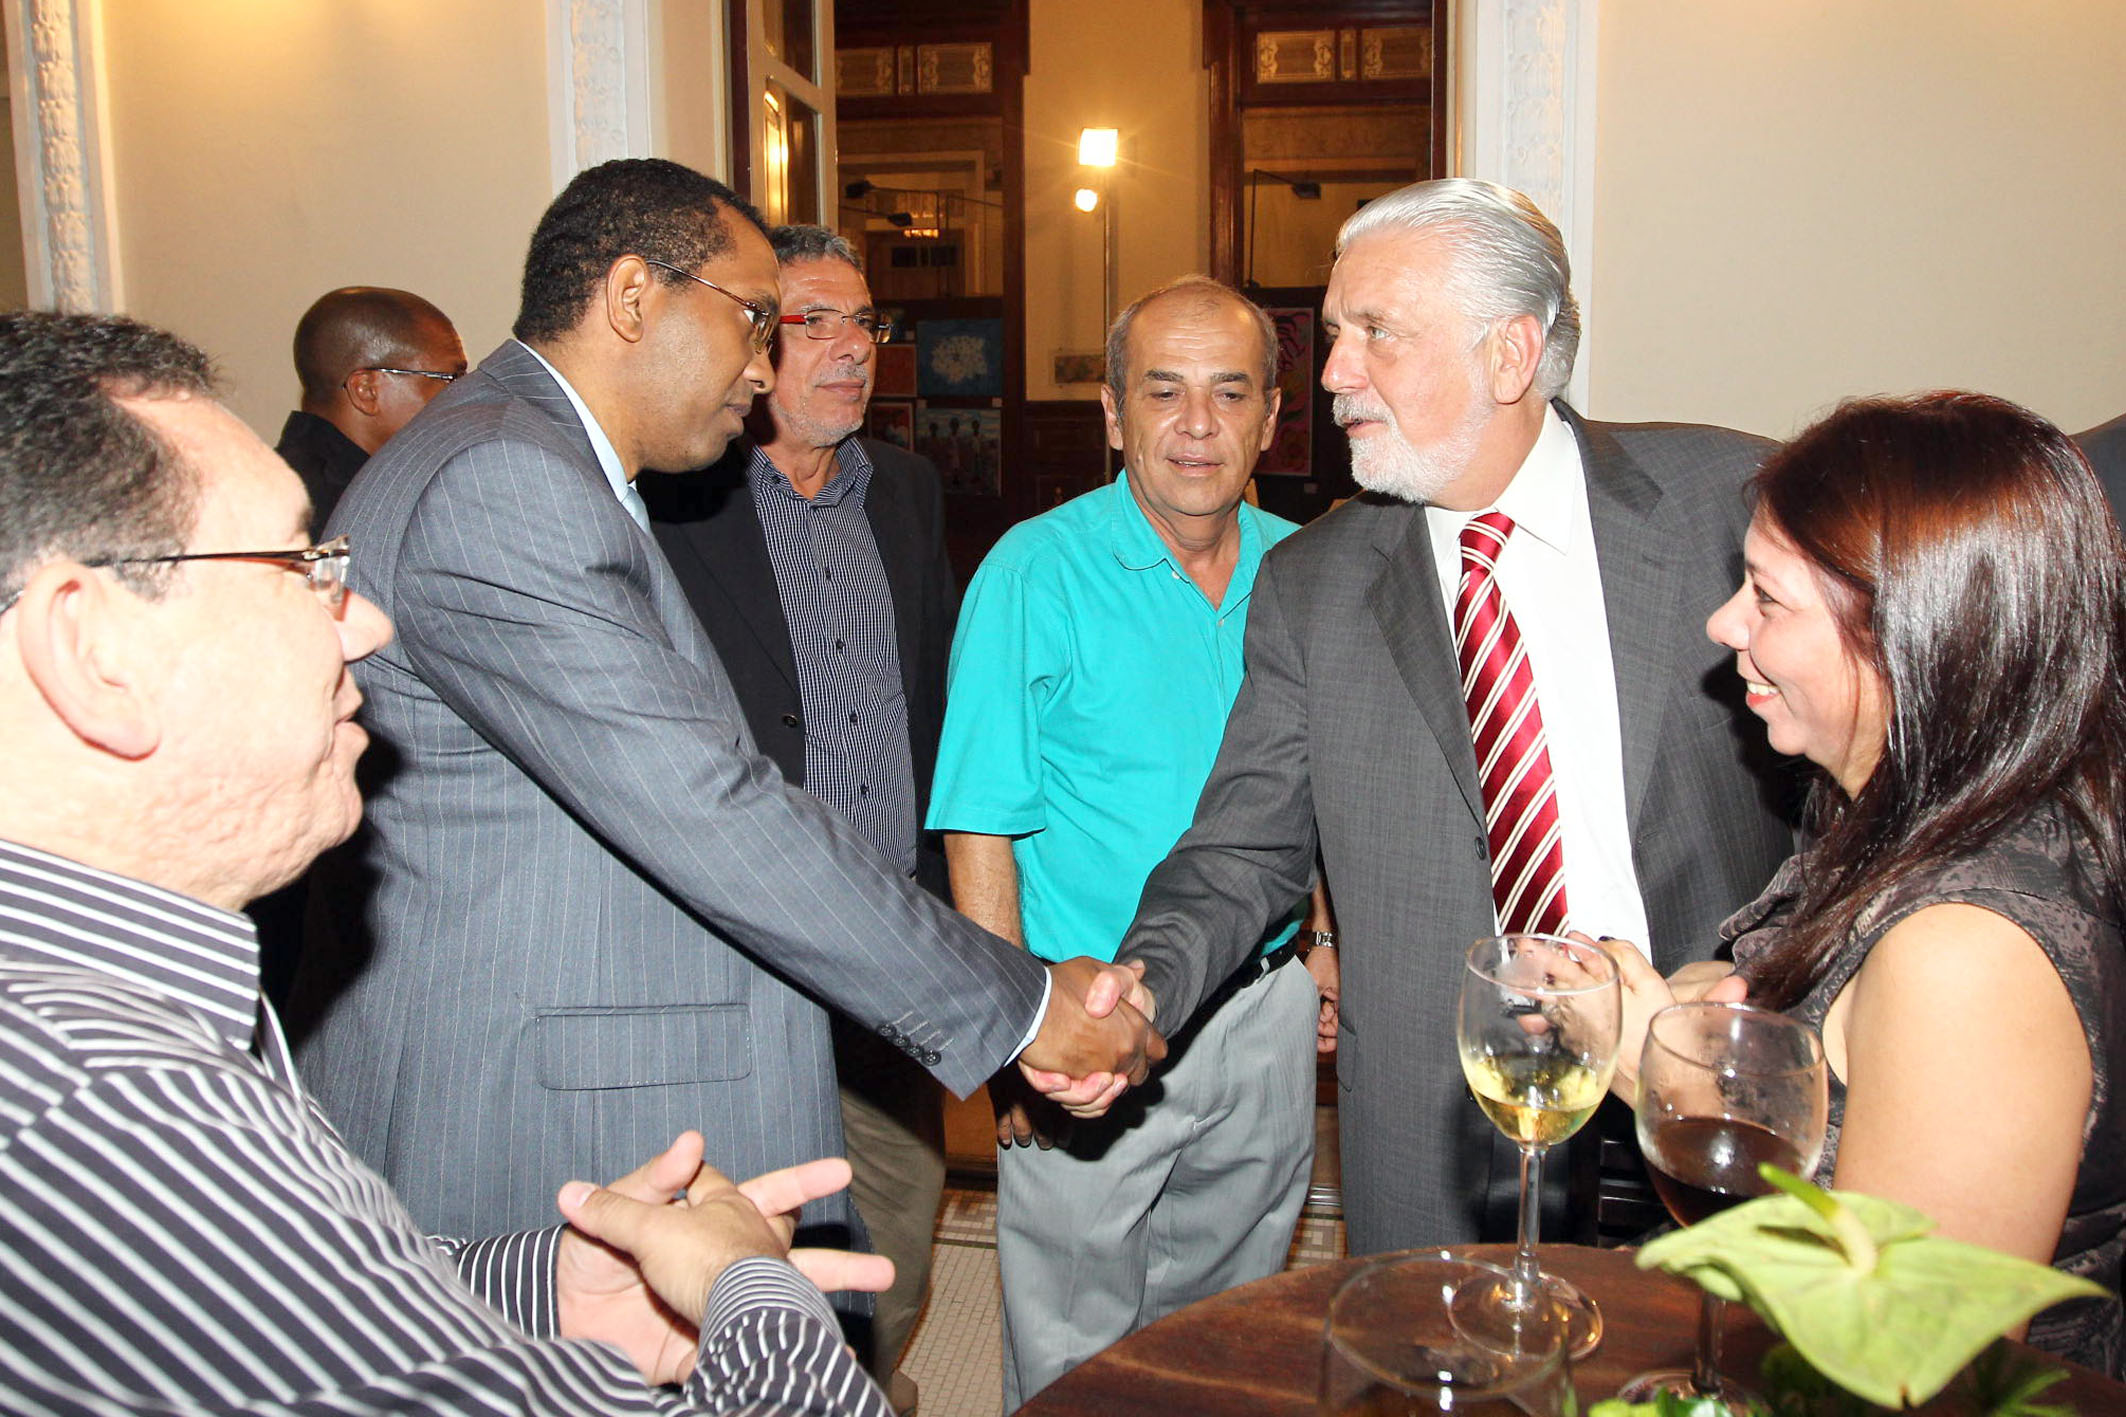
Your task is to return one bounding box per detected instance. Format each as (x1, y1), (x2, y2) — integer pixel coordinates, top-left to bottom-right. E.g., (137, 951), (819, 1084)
(1121, 547), (1321, 1023)
(388, 438), (1045, 1096)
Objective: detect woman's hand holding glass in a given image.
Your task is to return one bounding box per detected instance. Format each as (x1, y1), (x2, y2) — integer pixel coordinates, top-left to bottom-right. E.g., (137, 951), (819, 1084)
(1586, 934), (1748, 1099)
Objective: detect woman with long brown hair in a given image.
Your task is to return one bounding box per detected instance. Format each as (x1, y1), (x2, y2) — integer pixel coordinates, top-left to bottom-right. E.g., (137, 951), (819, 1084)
(1604, 391), (2126, 1374)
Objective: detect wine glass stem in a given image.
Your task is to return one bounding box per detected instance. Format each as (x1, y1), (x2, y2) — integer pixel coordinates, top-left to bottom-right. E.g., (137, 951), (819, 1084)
(1692, 1292), (1727, 1396)
(1512, 1142), (1545, 1302)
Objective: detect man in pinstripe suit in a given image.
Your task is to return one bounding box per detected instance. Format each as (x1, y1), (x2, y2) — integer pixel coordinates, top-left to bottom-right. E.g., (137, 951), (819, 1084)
(291, 158), (1161, 1249)
(644, 224), (958, 1407)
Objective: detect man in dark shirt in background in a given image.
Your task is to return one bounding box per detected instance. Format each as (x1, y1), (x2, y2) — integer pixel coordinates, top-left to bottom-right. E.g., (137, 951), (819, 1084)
(256, 285), (467, 999)
(275, 286), (466, 534)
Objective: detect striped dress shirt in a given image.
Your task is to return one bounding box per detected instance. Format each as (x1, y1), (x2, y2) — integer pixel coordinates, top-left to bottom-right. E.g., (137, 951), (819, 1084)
(749, 442), (918, 876)
(0, 838), (889, 1416)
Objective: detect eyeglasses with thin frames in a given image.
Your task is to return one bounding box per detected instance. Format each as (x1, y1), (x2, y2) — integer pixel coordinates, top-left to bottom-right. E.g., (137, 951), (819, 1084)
(644, 258), (778, 352)
(365, 366), (462, 384)
(103, 535), (352, 617)
(778, 310), (894, 345)
(0, 536), (352, 619)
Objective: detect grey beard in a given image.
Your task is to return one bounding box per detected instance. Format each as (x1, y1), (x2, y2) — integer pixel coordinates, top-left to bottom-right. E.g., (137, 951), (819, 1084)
(1348, 430), (1458, 505)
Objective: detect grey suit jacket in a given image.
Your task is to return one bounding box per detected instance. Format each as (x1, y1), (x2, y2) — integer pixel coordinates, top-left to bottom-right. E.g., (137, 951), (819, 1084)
(1124, 406), (1796, 1254)
(2076, 415), (2126, 526)
(291, 342), (1044, 1239)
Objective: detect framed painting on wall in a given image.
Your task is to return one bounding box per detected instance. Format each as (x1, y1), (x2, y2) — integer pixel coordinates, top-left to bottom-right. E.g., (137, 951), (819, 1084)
(874, 343), (917, 398)
(917, 405), (1002, 496)
(866, 399), (915, 450)
(1258, 307), (1315, 476)
(918, 317), (1005, 397)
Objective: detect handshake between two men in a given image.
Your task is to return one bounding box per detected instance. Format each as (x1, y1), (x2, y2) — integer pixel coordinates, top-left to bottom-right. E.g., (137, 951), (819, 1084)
(1017, 956), (1166, 1117)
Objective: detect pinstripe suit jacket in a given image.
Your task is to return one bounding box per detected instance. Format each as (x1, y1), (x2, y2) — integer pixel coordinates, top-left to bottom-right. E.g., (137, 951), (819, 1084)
(1124, 406), (1797, 1256)
(292, 341), (1045, 1239)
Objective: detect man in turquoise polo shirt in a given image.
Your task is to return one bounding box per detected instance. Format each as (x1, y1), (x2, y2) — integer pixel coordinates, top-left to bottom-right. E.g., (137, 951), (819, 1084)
(929, 276), (1334, 1409)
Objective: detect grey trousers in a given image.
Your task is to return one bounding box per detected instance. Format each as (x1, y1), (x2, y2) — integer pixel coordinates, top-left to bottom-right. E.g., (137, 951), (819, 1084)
(836, 1023), (947, 1382)
(997, 957), (1318, 1409)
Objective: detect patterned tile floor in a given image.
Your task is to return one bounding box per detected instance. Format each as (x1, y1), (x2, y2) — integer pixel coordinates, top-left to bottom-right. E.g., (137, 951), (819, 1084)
(899, 1185), (1347, 1417)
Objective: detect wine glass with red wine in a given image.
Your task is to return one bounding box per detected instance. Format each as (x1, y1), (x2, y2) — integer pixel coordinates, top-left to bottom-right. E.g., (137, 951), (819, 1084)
(1615, 1001), (1828, 1404)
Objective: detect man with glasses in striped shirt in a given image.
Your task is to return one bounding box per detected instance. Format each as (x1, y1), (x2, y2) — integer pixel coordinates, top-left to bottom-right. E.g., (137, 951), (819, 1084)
(0, 309), (893, 1414)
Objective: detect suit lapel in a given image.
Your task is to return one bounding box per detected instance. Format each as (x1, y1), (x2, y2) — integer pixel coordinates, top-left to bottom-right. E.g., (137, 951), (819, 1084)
(1571, 407), (1684, 825)
(863, 455), (923, 684)
(667, 464), (802, 698)
(1365, 502), (1485, 824)
(480, 341), (602, 477)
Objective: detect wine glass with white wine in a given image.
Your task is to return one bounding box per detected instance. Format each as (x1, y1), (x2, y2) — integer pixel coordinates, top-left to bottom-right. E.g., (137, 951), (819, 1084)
(1454, 933), (1622, 1359)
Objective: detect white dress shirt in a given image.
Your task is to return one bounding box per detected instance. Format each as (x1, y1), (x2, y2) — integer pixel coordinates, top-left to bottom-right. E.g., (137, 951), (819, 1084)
(1426, 405), (1652, 951)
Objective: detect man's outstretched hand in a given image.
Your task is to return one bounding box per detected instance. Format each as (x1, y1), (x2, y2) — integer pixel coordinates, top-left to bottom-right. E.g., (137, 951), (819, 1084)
(1018, 956), (1165, 1116)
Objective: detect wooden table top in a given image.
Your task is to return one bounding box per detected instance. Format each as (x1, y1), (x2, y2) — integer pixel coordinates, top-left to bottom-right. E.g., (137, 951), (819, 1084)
(1016, 1243), (2123, 1415)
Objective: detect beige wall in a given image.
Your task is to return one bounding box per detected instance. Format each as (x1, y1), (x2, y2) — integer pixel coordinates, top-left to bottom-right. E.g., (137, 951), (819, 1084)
(0, 20), (25, 312)
(660, 0), (731, 181)
(1589, 1), (2126, 438)
(1023, 0), (1208, 400)
(100, 1), (553, 437)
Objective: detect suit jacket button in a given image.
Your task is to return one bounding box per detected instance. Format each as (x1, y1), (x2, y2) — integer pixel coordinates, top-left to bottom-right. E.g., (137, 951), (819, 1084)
(1474, 834), (1488, 860)
(922, 1050), (941, 1066)
(781, 713), (801, 729)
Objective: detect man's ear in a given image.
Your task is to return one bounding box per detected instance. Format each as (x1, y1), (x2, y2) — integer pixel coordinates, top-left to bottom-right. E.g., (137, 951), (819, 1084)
(11, 564), (160, 759)
(1100, 384), (1124, 452)
(1257, 386), (1283, 454)
(343, 369), (384, 417)
(1488, 313), (1546, 406)
(604, 256), (657, 345)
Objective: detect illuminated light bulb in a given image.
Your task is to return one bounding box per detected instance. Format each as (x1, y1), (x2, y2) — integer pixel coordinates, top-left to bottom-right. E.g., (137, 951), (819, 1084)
(1077, 128), (1119, 168)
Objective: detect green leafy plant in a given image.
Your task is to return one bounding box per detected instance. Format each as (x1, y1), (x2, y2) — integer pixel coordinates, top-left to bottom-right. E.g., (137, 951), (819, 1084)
(1588, 1167), (2104, 1416)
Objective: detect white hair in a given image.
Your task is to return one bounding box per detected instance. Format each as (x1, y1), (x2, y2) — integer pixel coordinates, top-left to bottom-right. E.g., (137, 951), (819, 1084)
(1336, 178), (1580, 400)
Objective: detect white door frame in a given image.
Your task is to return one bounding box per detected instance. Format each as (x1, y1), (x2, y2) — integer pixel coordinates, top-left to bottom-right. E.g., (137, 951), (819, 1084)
(3, 0), (119, 311)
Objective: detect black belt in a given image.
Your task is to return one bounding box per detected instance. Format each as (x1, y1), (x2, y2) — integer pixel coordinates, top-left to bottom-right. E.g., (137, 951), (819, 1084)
(1204, 936), (1304, 1008)
(1246, 936), (1306, 981)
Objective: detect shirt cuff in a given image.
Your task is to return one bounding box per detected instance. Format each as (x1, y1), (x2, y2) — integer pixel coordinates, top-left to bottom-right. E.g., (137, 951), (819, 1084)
(445, 1225), (566, 1337)
(700, 1255), (843, 1339)
(1010, 967), (1052, 1060)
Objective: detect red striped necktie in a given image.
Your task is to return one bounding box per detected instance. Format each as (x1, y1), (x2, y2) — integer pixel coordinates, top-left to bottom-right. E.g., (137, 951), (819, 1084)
(1454, 512), (1569, 936)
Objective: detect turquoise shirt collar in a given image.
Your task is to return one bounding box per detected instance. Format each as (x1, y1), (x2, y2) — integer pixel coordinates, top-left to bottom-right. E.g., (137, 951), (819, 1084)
(1106, 468), (1268, 608)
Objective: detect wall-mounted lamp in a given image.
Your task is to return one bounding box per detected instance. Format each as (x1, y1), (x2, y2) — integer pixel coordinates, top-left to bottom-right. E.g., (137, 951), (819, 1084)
(1076, 128), (1123, 480)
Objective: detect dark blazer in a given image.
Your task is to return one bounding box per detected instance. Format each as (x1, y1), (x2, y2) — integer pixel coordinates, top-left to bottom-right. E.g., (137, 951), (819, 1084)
(643, 438), (957, 899)
(1124, 404), (1797, 1255)
(2076, 415), (2126, 525)
(292, 342), (1045, 1241)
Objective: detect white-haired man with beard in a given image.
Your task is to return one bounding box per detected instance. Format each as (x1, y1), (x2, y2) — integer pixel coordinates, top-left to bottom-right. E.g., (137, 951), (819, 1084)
(1096, 178), (1797, 1262)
